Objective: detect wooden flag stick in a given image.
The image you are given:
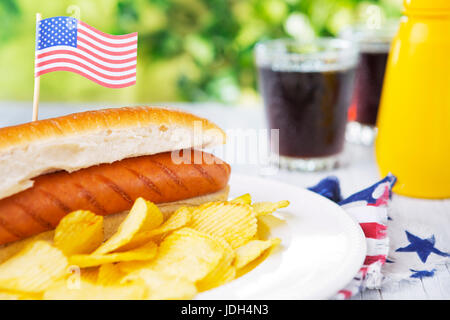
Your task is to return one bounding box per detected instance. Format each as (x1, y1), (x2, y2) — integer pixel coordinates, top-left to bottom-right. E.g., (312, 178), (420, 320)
(32, 13), (42, 122)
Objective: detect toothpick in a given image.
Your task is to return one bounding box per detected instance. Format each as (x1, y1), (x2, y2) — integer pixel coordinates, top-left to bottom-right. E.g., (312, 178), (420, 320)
(32, 13), (42, 121)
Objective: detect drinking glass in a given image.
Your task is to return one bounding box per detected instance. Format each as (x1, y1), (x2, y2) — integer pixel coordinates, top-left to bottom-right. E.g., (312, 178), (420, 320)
(341, 21), (398, 146)
(255, 38), (358, 171)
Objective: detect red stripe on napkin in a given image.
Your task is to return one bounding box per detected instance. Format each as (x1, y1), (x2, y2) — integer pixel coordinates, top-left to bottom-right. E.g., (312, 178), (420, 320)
(360, 222), (387, 239)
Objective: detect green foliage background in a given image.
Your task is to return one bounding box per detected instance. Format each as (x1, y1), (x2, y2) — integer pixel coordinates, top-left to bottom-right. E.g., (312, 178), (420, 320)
(0, 0), (402, 105)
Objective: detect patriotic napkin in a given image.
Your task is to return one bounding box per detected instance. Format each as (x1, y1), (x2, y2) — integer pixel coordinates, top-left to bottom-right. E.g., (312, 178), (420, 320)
(308, 174), (396, 299)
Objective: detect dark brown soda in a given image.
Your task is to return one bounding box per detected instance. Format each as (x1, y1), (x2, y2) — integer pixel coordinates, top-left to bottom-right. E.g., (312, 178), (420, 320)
(258, 67), (356, 158)
(354, 52), (389, 125)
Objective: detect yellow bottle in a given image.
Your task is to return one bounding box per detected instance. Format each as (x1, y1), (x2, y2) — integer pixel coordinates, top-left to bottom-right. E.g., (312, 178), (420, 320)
(376, 0), (450, 199)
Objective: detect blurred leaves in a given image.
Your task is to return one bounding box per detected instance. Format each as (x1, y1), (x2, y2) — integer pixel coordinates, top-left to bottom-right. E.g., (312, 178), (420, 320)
(0, 0), (402, 104)
(0, 0), (20, 42)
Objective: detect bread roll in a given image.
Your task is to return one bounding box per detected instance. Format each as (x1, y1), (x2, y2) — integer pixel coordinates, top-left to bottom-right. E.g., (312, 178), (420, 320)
(0, 106), (225, 199)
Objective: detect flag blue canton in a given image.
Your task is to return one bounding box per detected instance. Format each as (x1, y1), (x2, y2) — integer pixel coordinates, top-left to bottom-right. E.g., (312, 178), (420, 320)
(36, 16), (78, 50)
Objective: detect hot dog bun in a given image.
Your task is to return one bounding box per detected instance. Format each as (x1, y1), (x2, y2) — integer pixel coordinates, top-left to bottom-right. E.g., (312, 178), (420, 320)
(0, 106), (226, 199)
(0, 106), (231, 246)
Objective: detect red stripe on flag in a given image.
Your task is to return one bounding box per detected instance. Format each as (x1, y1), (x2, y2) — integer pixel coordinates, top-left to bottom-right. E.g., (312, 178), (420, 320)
(35, 67), (135, 88)
(36, 58), (136, 73)
(79, 21), (138, 40)
(364, 255), (387, 265)
(77, 38), (137, 56)
(77, 45), (136, 62)
(36, 50), (137, 65)
(78, 29), (137, 48)
(359, 222), (387, 239)
(36, 66), (135, 81)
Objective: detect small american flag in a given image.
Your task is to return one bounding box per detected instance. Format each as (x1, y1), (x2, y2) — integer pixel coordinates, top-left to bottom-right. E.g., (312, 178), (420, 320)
(35, 16), (137, 88)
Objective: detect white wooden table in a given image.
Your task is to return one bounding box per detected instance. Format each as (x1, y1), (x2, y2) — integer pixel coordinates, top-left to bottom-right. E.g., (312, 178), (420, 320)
(0, 101), (449, 300)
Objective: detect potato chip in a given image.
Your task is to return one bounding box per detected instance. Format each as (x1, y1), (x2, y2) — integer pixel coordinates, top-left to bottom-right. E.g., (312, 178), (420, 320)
(252, 200), (290, 216)
(0, 193), (286, 300)
(122, 269), (197, 300)
(0, 290), (41, 300)
(0, 241), (68, 293)
(43, 280), (147, 300)
(256, 218), (270, 240)
(97, 263), (126, 286)
(117, 260), (154, 274)
(140, 200), (164, 232)
(234, 238), (281, 270)
(117, 206), (192, 251)
(79, 267), (99, 283)
(201, 266), (236, 292)
(190, 202), (257, 248)
(235, 245), (275, 279)
(0, 230), (54, 264)
(230, 193), (252, 205)
(70, 241), (157, 268)
(0, 291), (22, 300)
(196, 235), (236, 291)
(144, 206), (192, 238)
(54, 210), (103, 255)
(256, 214), (286, 240)
(145, 228), (224, 282)
(94, 198), (163, 255)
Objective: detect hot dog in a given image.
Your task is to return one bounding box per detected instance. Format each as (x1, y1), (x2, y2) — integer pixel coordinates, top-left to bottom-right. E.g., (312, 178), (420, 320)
(0, 106), (231, 246)
(0, 150), (230, 245)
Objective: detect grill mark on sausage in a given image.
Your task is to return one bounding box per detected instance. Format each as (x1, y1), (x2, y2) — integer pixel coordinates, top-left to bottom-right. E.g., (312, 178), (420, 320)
(73, 183), (108, 215)
(192, 164), (217, 186)
(95, 174), (133, 204)
(12, 200), (53, 229)
(0, 216), (24, 238)
(38, 189), (72, 213)
(147, 159), (188, 191)
(215, 163), (229, 177)
(122, 166), (163, 196)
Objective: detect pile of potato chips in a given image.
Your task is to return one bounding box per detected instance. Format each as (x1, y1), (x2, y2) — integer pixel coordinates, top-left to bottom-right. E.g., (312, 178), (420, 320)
(0, 194), (288, 300)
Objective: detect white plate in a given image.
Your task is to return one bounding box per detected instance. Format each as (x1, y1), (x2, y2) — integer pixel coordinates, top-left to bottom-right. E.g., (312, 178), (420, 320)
(197, 174), (366, 300)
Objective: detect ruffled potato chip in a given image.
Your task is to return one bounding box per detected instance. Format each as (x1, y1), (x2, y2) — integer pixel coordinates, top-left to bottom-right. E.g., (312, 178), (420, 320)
(117, 260), (154, 274)
(197, 235), (235, 292)
(79, 267), (99, 283)
(0, 290), (41, 300)
(94, 198), (163, 255)
(122, 269), (197, 300)
(234, 238), (281, 270)
(70, 242), (157, 268)
(252, 200), (290, 216)
(54, 210), (103, 255)
(0, 194), (288, 300)
(0, 241), (68, 293)
(117, 206), (192, 251)
(0, 230), (54, 264)
(235, 245), (275, 279)
(190, 202), (257, 249)
(201, 265), (236, 292)
(0, 291), (23, 300)
(43, 280), (146, 300)
(145, 228), (224, 282)
(256, 214), (286, 240)
(97, 263), (126, 286)
(230, 194), (252, 205)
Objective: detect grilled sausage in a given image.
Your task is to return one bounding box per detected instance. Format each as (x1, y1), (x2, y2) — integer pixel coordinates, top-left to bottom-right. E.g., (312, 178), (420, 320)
(0, 150), (230, 245)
